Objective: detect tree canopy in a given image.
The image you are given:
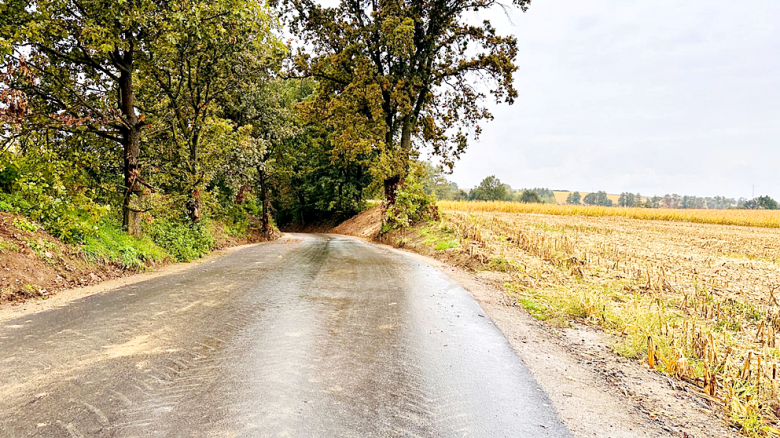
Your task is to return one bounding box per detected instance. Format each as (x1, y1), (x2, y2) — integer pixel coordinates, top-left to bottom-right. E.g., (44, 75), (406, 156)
(469, 175), (509, 201)
(565, 191), (581, 205)
(0, 0), (532, 249)
(284, 0), (529, 199)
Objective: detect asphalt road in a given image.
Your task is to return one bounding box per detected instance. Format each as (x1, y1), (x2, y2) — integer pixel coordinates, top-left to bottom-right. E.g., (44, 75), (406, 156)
(0, 234), (570, 437)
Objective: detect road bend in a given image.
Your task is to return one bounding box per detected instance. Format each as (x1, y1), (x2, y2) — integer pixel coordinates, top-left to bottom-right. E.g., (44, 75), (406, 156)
(0, 234), (570, 437)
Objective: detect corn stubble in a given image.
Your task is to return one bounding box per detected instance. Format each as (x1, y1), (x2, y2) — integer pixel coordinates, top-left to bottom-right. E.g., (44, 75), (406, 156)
(439, 204), (780, 437)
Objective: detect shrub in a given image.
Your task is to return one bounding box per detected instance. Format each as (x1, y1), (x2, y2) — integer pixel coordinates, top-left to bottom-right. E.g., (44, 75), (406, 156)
(146, 219), (215, 262)
(0, 152), (109, 243)
(382, 173), (439, 233)
(13, 217), (39, 233)
(82, 222), (169, 270)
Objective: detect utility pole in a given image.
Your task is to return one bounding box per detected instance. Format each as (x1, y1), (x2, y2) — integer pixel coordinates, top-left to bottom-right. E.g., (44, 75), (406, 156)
(753, 185), (755, 199)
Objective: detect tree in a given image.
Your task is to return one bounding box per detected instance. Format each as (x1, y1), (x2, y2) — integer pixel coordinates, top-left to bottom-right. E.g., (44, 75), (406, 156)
(469, 175), (508, 201)
(618, 192), (633, 207)
(0, 0), (159, 235)
(219, 79), (302, 236)
(565, 191), (581, 205)
(527, 187), (555, 204)
(645, 195), (661, 208)
(286, 0), (529, 202)
(583, 191), (612, 207)
(518, 189), (541, 204)
(744, 196), (778, 210)
(140, 0), (282, 223)
(582, 192), (596, 206)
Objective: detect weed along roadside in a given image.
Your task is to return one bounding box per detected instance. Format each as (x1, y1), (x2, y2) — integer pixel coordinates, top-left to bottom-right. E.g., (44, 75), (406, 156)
(334, 203), (780, 437)
(0, 211), (276, 305)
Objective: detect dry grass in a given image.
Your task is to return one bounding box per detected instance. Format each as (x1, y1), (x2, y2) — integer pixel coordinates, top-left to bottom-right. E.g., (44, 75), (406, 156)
(435, 206), (780, 437)
(440, 200), (780, 229)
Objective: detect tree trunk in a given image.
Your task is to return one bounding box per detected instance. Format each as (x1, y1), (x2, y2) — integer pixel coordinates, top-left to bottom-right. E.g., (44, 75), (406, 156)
(185, 133), (202, 223)
(234, 185), (250, 204)
(185, 189), (201, 223)
(118, 58), (144, 237)
(258, 167), (270, 237)
(384, 175), (401, 204)
(384, 115), (414, 204)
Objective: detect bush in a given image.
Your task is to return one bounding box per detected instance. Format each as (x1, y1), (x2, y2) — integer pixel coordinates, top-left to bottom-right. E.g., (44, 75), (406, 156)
(146, 219), (215, 262)
(382, 169), (439, 233)
(518, 190), (542, 204)
(223, 205), (252, 237)
(82, 222), (169, 270)
(0, 152), (109, 243)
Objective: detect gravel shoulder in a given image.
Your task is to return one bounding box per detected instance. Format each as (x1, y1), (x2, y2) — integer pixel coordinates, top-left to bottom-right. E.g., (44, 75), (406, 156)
(384, 244), (738, 438)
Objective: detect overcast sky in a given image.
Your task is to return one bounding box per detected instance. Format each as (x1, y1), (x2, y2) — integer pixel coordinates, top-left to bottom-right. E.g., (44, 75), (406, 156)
(442, 0), (780, 199)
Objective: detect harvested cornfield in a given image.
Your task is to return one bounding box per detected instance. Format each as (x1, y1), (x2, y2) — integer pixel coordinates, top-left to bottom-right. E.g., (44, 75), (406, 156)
(437, 206), (780, 436)
(439, 200), (780, 229)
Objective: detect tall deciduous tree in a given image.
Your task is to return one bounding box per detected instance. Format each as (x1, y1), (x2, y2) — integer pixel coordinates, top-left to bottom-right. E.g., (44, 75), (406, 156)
(565, 191), (581, 205)
(0, 0), (157, 236)
(286, 0), (529, 201)
(221, 79), (302, 236)
(140, 0), (283, 223)
(469, 175), (508, 201)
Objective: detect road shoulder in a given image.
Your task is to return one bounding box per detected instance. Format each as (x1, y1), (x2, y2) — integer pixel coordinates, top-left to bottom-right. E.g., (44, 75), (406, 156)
(345, 233), (738, 438)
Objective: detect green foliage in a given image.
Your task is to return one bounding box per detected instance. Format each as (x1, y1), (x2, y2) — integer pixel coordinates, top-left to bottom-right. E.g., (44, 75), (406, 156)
(13, 217), (38, 233)
(525, 188), (556, 204)
(469, 175), (510, 201)
(222, 206), (252, 238)
(140, 0), (283, 221)
(517, 190), (542, 204)
(520, 298), (550, 321)
(582, 191), (613, 207)
(146, 219), (215, 263)
(0, 151), (110, 243)
(0, 238), (18, 253)
(618, 192), (643, 207)
(565, 191), (581, 205)
(82, 223), (168, 271)
(744, 196), (778, 210)
(289, 0), (528, 188)
(272, 99), (375, 226)
(382, 166), (439, 232)
(434, 239), (458, 251)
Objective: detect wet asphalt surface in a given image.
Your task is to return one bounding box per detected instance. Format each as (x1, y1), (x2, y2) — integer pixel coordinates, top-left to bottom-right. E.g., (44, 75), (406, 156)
(0, 234), (570, 437)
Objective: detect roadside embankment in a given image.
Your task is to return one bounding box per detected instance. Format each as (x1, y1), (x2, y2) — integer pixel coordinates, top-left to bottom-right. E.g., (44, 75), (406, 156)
(0, 212), (276, 305)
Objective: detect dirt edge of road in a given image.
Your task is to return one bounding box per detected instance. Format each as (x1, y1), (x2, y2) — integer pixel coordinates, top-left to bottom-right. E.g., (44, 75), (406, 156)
(331, 209), (740, 438)
(0, 237), (299, 323)
(380, 242), (737, 438)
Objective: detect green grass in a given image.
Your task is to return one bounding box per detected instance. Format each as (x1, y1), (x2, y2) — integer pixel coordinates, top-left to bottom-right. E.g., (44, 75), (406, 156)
(83, 223), (169, 270)
(417, 222), (459, 251)
(434, 239), (458, 251)
(0, 238), (18, 253)
(520, 297), (550, 321)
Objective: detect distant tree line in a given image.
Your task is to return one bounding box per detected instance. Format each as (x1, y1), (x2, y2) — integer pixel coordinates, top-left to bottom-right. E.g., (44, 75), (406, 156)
(435, 174), (778, 210)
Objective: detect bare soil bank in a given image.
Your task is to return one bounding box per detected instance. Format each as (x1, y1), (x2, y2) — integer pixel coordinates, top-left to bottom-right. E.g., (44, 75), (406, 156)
(0, 212), (273, 306)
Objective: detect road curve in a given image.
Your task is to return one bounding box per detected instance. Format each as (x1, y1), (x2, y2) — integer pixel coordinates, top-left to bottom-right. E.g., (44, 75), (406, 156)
(0, 234), (570, 437)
